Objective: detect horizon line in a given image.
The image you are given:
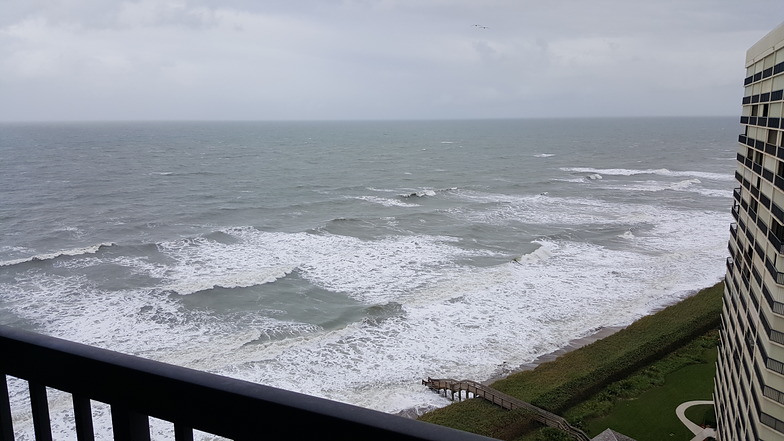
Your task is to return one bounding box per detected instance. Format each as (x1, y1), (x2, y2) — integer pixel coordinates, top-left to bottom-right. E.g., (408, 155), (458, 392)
(0, 115), (738, 124)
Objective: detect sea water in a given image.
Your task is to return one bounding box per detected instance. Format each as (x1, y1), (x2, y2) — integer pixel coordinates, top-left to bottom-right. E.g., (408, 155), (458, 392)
(0, 117), (735, 438)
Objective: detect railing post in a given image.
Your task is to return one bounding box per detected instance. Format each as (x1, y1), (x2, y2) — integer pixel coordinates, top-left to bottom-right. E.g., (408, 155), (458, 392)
(173, 423), (194, 441)
(28, 383), (52, 441)
(0, 375), (13, 441)
(110, 406), (150, 441)
(72, 395), (94, 441)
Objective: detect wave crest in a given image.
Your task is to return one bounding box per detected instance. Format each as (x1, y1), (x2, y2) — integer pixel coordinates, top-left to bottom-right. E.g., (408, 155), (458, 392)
(513, 242), (554, 265)
(399, 187), (457, 198)
(164, 265), (297, 296)
(0, 243), (116, 267)
(561, 167), (731, 181)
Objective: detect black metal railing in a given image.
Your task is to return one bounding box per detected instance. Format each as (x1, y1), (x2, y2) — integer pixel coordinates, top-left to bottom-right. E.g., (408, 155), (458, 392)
(0, 325), (495, 441)
(763, 283), (784, 316)
(770, 230), (784, 254)
(766, 258), (784, 286)
(759, 310), (784, 346)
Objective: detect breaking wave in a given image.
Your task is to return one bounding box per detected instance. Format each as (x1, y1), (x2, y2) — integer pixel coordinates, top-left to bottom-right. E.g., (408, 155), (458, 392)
(0, 243), (116, 267)
(560, 167), (732, 181)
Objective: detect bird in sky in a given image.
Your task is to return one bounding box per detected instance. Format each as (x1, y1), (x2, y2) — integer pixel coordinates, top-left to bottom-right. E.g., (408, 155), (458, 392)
(472, 24), (489, 29)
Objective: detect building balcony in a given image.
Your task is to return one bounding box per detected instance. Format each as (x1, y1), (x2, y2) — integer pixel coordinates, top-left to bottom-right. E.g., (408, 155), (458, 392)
(770, 231), (784, 254)
(749, 207), (759, 223)
(767, 259), (784, 286)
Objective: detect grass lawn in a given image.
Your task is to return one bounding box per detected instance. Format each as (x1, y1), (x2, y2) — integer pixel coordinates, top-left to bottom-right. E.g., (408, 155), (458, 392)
(584, 345), (717, 440)
(684, 404), (715, 428)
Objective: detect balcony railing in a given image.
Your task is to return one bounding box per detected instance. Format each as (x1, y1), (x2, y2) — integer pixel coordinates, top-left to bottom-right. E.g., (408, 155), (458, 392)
(766, 259), (784, 286)
(770, 230), (784, 254)
(763, 284), (784, 316)
(0, 325), (495, 441)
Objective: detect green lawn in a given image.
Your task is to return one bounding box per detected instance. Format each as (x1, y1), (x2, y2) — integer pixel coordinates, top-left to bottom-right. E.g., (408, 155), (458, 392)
(684, 404), (716, 428)
(583, 345), (717, 440)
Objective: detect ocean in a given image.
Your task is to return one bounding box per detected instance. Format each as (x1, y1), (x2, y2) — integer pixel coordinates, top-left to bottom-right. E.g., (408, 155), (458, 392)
(0, 117), (734, 438)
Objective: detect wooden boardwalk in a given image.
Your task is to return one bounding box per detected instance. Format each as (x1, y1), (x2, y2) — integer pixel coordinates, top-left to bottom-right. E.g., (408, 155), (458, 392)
(422, 377), (590, 441)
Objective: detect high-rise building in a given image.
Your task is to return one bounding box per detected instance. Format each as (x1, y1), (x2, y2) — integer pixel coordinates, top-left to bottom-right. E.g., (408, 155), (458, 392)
(717, 22), (784, 441)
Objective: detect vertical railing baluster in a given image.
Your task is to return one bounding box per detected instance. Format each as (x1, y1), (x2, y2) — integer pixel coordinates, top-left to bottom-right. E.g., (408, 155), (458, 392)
(72, 395), (94, 441)
(173, 423), (193, 441)
(110, 406), (150, 441)
(28, 383), (52, 441)
(0, 375), (14, 441)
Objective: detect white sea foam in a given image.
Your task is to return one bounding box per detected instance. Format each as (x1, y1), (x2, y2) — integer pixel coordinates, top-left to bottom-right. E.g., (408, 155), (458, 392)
(204, 212), (728, 414)
(451, 191), (651, 226)
(164, 266), (296, 296)
(402, 190), (437, 198)
(1, 197), (721, 418)
(180, 201), (724, 415)
(366, 187), (396, 193)
(513, 243), (553, 264)
(399, 188), (457, 198)
(353, 195), (419, 207)
(0, 202), (730, 427)
(560, 167), (733, 181)
(553, 178), (590, 184)
(670, 178), (701, 190)
(152, 227), (497, 304)
(534, 153), (555, 158)
(594, 179), (733, 198)
(0, 243), (115, 267)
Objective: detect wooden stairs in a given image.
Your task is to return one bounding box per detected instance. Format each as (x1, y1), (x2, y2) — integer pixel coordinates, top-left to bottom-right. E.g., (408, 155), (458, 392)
(422, 377), (590, 441)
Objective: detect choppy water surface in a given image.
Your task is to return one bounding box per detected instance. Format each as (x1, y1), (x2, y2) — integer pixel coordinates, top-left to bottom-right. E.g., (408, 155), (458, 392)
(0, 118), (735, 437)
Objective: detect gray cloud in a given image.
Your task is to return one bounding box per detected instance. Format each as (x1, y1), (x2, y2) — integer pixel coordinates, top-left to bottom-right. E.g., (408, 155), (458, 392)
(1, 0), (782, 121)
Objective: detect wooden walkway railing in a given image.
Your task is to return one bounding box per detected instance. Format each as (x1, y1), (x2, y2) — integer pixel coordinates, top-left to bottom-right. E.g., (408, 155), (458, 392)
(422, 378), (590, 441)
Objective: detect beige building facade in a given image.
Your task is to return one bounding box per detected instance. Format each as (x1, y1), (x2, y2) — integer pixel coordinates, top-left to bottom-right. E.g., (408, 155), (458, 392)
(717, 22), (784, 441)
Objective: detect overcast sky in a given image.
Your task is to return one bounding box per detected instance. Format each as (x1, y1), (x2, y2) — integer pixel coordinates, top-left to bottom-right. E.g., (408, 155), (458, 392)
(1, 1), (783, 121)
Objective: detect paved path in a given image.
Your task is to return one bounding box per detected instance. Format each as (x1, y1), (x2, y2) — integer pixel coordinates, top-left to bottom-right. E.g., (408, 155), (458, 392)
(676, 400), (716, 441)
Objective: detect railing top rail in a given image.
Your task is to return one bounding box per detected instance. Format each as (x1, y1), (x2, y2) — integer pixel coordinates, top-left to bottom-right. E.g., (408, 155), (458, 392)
(0, 326), (495, 441)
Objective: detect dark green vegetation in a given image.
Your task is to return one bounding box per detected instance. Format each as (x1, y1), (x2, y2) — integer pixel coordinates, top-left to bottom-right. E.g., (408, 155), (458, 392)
(418, 282), (724, 440)
(574, 331), (717, 440)
(684, 404), (716, 429)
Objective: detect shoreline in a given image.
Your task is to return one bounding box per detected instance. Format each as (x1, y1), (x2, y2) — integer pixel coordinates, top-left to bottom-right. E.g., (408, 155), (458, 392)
(482, 325), (626, 385)
(481, 286), (714, 384)
(411, 284), (721, 419)
(415, 281), (725, 437)
(399, 326), (627, 419)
